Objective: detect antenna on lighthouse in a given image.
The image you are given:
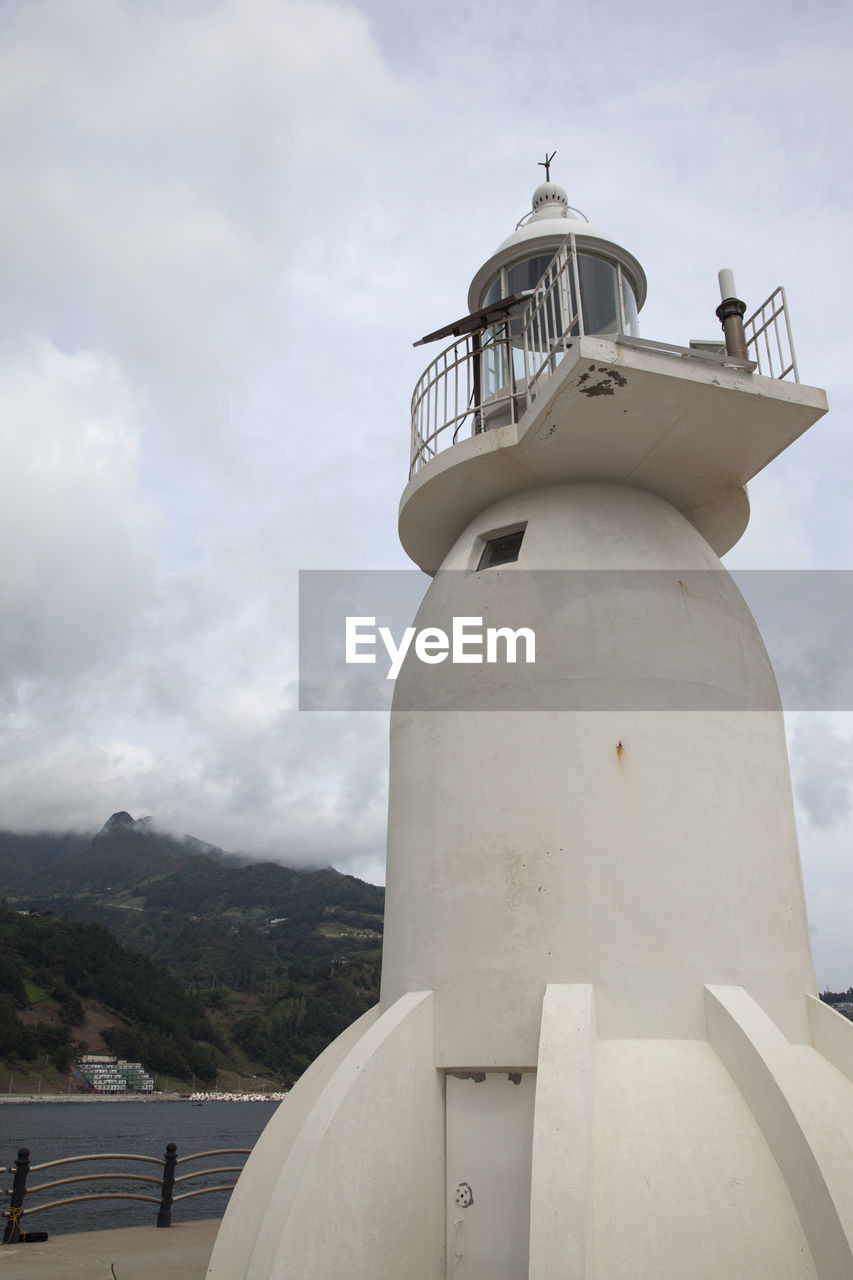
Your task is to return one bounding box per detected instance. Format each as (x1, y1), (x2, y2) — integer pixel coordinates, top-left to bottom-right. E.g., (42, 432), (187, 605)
(537, 150), (556, 181)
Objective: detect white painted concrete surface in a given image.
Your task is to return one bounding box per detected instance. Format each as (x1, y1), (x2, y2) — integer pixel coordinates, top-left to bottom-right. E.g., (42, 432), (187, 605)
(383, 483), (816, 1059)
(528, 985), (595, 1279)
(592, 1033), (817, 1278)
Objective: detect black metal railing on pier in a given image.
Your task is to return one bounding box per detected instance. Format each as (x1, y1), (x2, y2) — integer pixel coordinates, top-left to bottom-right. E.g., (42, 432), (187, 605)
(1, 1142), (250, 1242)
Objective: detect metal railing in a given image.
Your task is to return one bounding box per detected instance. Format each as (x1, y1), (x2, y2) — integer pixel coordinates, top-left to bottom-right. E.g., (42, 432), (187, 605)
(1, 1142), (250, 1242)
(410, 249), (800, 478)
(744, 286), (799, 382)
(410, 235), (585, 478)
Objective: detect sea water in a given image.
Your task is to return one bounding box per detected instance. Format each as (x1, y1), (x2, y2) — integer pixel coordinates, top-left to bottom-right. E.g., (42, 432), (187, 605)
(0, 1099), (279, 1236)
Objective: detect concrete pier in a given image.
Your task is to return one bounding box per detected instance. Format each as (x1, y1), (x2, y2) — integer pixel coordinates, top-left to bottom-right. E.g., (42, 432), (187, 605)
(0, 1218), (218, 1279)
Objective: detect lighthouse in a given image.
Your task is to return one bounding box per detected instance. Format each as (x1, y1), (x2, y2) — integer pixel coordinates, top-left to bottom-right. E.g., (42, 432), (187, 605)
(208, 173), (853, 1279)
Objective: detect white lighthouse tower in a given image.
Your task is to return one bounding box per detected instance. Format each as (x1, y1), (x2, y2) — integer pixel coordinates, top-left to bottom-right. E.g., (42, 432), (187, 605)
(209, 172), (853, 1279)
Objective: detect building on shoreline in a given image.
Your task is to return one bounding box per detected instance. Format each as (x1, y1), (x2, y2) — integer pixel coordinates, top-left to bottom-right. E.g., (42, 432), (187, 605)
(76, 1055), (154, 1094)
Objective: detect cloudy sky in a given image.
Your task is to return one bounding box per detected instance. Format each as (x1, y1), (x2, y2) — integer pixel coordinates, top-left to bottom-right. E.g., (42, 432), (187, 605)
(2, 0), (853, 986)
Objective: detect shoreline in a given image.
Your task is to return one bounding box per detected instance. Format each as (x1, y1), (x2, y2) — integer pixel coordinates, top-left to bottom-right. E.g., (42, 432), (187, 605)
(0, 1091), (285, 1104)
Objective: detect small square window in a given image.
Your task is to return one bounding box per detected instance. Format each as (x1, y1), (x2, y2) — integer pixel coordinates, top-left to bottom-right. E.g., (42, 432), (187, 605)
(477, 528), (525, 571)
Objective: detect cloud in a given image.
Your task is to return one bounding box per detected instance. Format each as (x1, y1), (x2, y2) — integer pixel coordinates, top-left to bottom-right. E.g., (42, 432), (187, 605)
(790, 714), (853, 831)
(0, 339), (153, 686)
(0, 0), (405, 464)
(790, 714), (853, 989)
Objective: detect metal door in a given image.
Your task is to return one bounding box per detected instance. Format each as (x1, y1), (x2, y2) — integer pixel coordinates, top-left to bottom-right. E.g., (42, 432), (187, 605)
(445, 1070), (535, 1279)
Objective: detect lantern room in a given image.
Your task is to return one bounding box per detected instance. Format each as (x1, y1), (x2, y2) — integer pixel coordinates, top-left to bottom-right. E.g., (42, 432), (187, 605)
(468, 178), (646, 339)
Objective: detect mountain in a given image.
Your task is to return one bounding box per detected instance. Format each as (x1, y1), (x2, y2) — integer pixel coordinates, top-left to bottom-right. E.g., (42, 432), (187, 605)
(0, 829), (91, 887)
(0, 814), (385, 1084)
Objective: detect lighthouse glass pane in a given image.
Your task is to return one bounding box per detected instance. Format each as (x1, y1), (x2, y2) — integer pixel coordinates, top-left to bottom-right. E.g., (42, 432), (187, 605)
(483, 276), (503, 308)
(508, 254), (560, 339)
(481, 325), (511, 398)
(505, 254), (554, 299)
(621, 274), (639, 336)
(577, 254), (620, 334)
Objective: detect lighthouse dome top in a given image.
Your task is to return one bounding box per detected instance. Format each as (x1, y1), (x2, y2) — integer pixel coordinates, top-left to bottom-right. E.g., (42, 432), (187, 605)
(531, 179), (570, 214)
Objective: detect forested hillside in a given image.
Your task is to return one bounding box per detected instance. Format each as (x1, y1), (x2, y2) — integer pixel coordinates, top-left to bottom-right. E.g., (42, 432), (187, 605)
(0, 908), (220, 1081)
(0, 813), (385, 1085)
